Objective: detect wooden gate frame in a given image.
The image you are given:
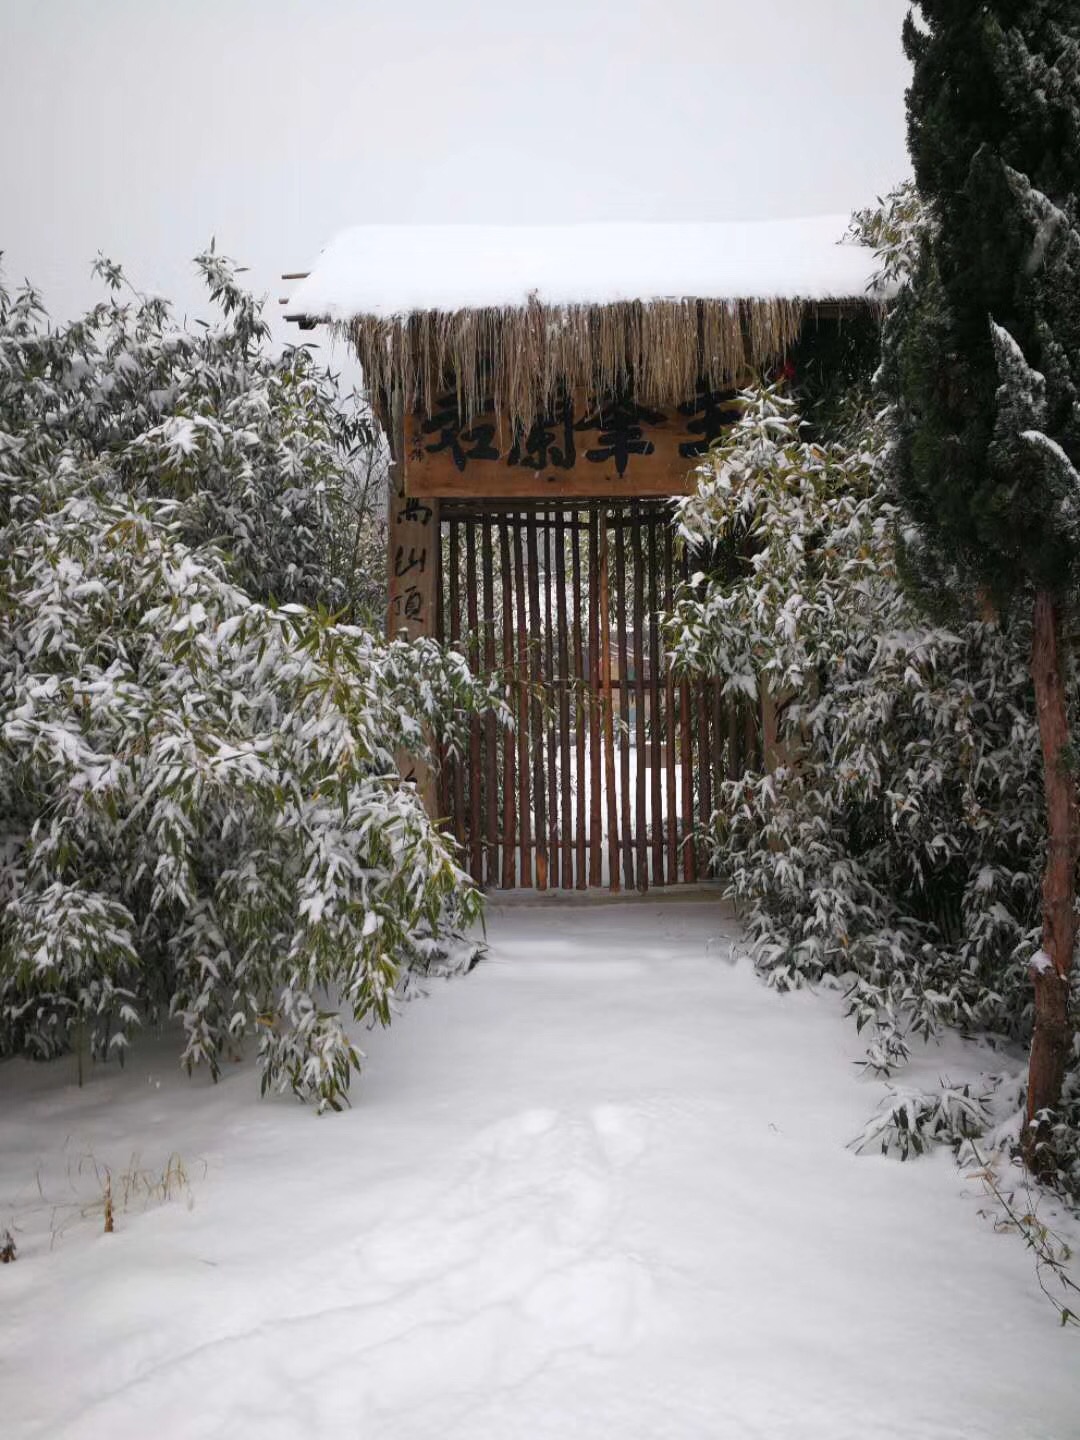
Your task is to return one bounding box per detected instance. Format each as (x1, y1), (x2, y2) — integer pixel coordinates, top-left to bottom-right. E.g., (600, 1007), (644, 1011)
(431, 499), (764, 893)
(383, 384), (775, 891)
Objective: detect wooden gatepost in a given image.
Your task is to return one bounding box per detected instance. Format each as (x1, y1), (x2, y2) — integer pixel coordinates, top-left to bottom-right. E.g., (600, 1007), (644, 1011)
(284, 220), (880, 891)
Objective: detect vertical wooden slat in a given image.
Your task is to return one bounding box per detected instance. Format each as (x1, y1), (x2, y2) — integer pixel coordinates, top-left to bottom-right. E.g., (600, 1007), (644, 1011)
(712, 677), (725, 838)
(513, 516), (532, 887)
(482, 514), (498, 886)
(434, 517), (444, 644)
(679, 551), (696, 883)
(588, 511), (603, 886)
(631, 504), (648, 891)
(664, 522), (679, 884)
(615, 513), (635, 891)
(466, 523), (483, 882)
(599, 520), (620, 891)
(680, 680), (697, 882)
(648, 514), (664, 885)
(499, 520), (517, 890)
(448, 520), (465, 853)
(727, 700), (742, 782)
(556, 510), (574, 890)
(744, 697), (760, 773)
(697, 679), (711, 873)
(572, 515), (587, 888)
(544, 517), (559, 885)
(527, 513), (547, 891)
(435, 523), (450, 828)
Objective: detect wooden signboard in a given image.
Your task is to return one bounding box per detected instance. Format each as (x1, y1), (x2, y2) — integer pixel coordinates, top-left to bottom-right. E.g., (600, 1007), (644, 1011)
(405, 388), (740, 499)
(386, 436), (439, 813)
(387, 490), (437, 640)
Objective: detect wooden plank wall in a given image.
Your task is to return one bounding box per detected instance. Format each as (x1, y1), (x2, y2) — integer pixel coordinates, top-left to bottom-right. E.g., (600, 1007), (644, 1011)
(438, 501), (762, 890)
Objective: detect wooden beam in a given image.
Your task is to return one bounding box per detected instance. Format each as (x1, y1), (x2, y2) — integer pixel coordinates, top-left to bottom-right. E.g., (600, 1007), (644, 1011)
(408, 470), (695, 500)
(648, 516), (664, 886)
(632, 505), (648, 891)
(482, 515), (499, 886)
(556, 510), (574, 891)
(572, 519), (587, 889)
(599, 522), (620, 892)
(527, 513), (548, 891)
(448, 521), (465, 852)
(664, 524), (678, 882)
(386, 402), (439, 816)
(500, 519), (518, 891)
(615, 516), (635, 891)
(588, 512), (602, 887)
(466, 523), (483, 882)
(513, 518), (532, 887)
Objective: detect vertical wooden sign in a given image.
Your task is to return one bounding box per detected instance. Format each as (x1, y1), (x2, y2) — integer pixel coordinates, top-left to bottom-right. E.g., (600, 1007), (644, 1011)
(387, 489), (438, 642)
(387, 412), (440, 815)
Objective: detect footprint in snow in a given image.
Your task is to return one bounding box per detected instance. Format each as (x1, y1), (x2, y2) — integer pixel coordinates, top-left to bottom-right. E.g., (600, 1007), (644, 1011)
(591, 1104), (649, 1167)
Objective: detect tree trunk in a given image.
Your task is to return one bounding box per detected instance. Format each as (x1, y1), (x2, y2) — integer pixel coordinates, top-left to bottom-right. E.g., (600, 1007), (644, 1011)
(1025, 588), (1077, 1174)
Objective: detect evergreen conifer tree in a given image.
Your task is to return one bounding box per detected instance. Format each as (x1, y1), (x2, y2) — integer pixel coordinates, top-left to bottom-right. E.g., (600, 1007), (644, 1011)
(885, 2), (1080, 1169)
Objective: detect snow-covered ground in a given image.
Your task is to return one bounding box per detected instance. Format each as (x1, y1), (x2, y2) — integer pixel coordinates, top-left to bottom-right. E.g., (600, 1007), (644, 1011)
(2, 898), (1076, 1439)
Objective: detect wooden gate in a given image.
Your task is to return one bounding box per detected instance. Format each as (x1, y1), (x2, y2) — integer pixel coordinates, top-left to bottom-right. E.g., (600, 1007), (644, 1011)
(437, 500), (761, 891)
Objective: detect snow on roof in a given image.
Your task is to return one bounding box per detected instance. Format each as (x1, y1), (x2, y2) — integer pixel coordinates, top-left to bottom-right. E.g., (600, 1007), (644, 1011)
(286, 216), (879, 321)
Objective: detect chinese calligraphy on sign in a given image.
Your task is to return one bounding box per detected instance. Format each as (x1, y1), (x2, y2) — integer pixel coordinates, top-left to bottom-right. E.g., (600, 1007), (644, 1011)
(578, 398), (664, 476)
(416, 406), (500, 471)
(388, 490), (436, 638)
(676, 385), (743, 459)
(404, 389), (738, 498)
(386, 466), (439, 811)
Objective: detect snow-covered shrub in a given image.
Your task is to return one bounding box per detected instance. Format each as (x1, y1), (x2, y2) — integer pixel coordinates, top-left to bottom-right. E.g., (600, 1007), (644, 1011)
(667, 388), (1080, 1162)
(0, 256), (497, 1109)
(847, 180), (925, 290)
(853, 1081), (992, 1161)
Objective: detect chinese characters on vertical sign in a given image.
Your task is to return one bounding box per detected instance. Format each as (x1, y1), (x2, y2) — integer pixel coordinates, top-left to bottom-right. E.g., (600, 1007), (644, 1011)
(388, 494), (436, 637)
(404, 387), (740, 497)
(387, 486), (438, 802)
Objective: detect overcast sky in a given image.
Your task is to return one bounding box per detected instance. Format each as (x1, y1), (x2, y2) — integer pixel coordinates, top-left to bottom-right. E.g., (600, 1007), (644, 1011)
(1, 0), (912, 358)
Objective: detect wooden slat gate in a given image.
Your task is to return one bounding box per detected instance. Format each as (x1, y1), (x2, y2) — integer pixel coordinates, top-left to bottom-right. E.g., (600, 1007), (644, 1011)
(437, 500), (761, 891)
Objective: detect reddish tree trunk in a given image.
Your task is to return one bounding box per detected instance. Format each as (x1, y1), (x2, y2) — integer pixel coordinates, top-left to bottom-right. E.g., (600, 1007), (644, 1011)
(1025, 589), (1077, 1173)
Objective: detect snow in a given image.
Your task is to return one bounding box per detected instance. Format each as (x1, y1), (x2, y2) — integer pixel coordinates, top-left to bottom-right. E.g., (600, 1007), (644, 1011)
(1030, 948), (1056, 976)
(1022, 428), (1080, 485)
(286, 218), (884, 322)
(2, 898), (1077, 1440)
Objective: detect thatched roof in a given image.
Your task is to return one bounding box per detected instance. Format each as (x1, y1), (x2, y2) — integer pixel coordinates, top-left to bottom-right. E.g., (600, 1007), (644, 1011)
(285, 219), (883, 432)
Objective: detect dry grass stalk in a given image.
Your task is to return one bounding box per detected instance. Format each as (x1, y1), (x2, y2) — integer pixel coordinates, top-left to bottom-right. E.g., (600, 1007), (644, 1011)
(337, 296), (809, 436)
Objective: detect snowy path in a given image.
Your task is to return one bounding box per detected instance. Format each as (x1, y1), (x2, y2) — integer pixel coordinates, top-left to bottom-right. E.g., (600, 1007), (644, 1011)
(1, 898), (1077, 1439)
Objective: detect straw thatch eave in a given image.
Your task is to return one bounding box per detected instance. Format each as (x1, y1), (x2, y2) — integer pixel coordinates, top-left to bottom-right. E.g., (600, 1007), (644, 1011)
(328, 293), (879, 438)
